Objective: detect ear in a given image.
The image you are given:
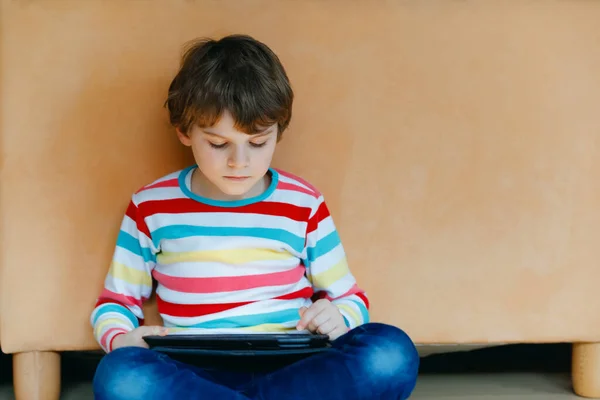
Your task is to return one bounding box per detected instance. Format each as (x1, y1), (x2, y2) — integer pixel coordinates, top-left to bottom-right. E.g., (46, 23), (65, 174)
(176, 128), (192, 147)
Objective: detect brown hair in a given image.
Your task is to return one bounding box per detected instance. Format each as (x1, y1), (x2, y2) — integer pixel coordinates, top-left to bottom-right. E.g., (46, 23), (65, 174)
(165, 34), (293, 139)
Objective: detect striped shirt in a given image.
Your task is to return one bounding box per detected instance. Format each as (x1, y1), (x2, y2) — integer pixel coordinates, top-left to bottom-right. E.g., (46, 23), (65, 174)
(91, 166), (370, 352)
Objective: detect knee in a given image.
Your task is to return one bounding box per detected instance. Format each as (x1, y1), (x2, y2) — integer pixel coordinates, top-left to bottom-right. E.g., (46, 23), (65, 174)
(353, 323), (420, 388)
(93, 347), (163, 400)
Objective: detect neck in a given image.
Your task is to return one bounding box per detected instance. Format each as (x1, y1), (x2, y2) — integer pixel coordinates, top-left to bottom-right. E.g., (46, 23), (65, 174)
(190, 168), (270, 202)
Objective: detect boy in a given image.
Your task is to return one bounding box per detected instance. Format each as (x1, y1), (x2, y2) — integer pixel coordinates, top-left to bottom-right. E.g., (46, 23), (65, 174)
(91, 34), (419, 399)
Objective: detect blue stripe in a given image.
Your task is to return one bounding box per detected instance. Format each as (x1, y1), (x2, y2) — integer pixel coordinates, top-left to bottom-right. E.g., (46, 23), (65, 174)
(179, 166), (280, 208)
(306, 230), (341, 263)
(352, 300), (370, 324)
(188, 308), (300, 329)
(117, 231), (155, 263)
(343, 316), (350, 328)
(93, 303), (139, 328)
(152, 225), (305, 253)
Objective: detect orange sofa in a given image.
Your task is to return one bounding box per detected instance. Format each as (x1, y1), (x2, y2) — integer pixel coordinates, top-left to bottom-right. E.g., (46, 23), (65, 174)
(2, 1), (600, 398)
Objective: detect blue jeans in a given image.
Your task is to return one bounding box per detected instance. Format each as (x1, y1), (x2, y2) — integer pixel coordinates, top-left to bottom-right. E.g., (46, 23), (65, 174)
(93, 323), (419, 400)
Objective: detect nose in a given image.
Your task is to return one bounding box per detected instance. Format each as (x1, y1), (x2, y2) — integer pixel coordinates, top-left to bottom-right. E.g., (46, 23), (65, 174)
(227, 145), (249, 169)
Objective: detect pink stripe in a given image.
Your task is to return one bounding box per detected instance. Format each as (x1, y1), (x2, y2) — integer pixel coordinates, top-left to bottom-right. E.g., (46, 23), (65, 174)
(325, 284), (361, 301)
(278, 182), (320, 199)
(276, 169), (321, 196)
(137, 178), (179, 193)
(153, 265), (306, 293)
(100, 327), (127, 350)
(99, 288), (144, 309)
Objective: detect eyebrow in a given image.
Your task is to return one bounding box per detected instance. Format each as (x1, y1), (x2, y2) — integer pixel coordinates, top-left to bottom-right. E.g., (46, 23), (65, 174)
(202, 128), (274, 138)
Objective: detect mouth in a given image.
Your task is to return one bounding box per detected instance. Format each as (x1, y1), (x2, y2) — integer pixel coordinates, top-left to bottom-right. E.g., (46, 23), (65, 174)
(224, 176), (250, 182)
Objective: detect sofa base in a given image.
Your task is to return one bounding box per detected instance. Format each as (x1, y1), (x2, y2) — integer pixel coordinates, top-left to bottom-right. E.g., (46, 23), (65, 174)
(13, 351), (60, 400)
(573, 343), (600, 398)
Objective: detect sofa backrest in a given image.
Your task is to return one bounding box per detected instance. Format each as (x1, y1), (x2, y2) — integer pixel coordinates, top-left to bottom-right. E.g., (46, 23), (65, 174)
(2, 1), (600, 352)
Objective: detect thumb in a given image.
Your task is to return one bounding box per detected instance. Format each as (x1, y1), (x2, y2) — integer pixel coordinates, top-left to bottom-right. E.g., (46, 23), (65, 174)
(140, 325), (168, 337)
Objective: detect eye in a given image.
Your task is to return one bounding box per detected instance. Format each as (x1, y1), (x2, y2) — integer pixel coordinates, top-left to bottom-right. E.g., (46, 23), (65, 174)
(250, 141), (268, 148)
(209, 142), (228, 149)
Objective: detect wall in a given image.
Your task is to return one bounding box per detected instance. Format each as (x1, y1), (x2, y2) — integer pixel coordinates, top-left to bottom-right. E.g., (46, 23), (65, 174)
(1, 0), (599, 352)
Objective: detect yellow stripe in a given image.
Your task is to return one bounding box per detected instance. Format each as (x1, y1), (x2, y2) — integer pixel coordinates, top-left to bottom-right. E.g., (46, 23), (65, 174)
(239, 324), (295, 332)
(96, 317), (134, 333)
(157, 248), (294, 265)
(337, 304), (360, 325)
(167, 324), (294, 333)
(109, 261), (152, 287)
(311, 257), (350, 288)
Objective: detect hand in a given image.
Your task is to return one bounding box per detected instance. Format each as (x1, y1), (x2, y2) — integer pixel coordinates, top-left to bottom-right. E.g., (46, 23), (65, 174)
(111, 325), (169, 351)
(296, 299), (349, 341)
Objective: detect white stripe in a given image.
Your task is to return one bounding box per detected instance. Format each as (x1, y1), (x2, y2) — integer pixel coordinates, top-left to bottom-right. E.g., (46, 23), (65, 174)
(154, 235), (304, 258)
(313, 274), (357, 296)
(335, 298), (363, 324)
(268, 189), (318, 208)
(98, 303), (144, 329)
(306, 216), (337, 247)
(134, 187), (186, 203)
(148, 170), (181, 184)
(113, 247), (152, 273)
(120, 215), (138, 236)
(277, 173), (315, 193)
(162, 298), (308, 326)
(154, 258), (300, 278)
(120, 215), (155, 250)
(105, 330), (126, 351)
(307, 244), (345, 274)
(156, 278), (312, 304)
(95, 311), (137, 329)
(163, 322), (301, 334)
(96, 304), (144, 322)
(104, 276), (153, 303)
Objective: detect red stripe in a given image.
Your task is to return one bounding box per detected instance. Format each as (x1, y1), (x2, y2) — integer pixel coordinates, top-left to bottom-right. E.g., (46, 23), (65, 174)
(278, 182), (319, 199)
(95, 294), (145, 326)
(356, 292), (370, 309)
(322, 285), (370, 309)
(139, 198), (311, 222)
(95, 289), (146, 309)
(324, 284), (361, 301)
(143, 178), (179, 191)
(156, 287), (314, 318)
(275, 286), (314, 301)
(152, 265), (306, 294)
(275, 169), (321, 196)
(157, 295), (253, 317)
(307, 201), (331, 234)
(125, 201), (151, 239)
(109, 331), (127, 352)
(125, 201), (137, 221)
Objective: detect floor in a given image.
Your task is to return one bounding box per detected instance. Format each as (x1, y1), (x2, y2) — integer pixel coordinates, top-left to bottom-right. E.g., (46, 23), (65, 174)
(0, 343), (584, 399)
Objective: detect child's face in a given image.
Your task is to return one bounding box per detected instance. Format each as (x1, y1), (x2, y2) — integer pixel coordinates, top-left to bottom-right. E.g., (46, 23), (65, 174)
(177, 110), (278, 200)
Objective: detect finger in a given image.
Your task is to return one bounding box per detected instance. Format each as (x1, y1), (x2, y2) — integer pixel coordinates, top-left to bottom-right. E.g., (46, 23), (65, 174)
(315, 318), (337, 335)
(298, 306), (308, 317)
(140, 326), (168, 337)
(297, 302), (327, 330)
(308, 309), (332, 332)
(329, 326), (350, 341)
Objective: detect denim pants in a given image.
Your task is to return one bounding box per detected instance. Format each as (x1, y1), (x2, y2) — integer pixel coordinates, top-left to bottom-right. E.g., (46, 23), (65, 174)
(93, 323), (420, 400)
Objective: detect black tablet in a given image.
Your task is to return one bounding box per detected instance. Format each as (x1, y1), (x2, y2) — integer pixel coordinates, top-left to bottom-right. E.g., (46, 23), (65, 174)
(143, 333), (331, 351)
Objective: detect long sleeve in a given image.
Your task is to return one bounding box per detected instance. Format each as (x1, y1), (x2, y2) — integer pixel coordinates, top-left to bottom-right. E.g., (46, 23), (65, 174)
(304, 195), (370, 329)
(90, 199), (156, 352)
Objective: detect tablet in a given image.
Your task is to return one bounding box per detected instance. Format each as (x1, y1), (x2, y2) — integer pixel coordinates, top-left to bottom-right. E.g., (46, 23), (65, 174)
(143, 333), (331, 351)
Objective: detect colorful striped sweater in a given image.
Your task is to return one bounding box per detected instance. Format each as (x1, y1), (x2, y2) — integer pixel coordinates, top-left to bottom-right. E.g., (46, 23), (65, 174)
(91, 166), (370, 352)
